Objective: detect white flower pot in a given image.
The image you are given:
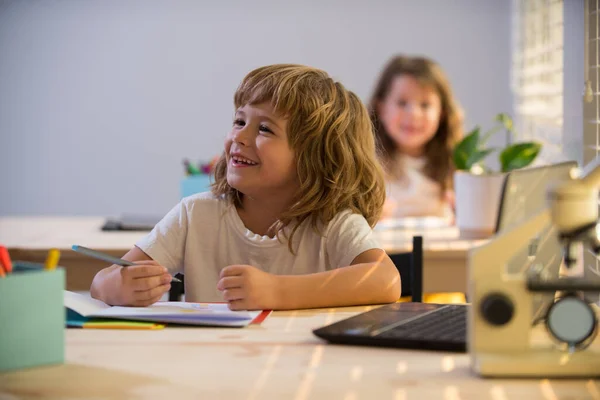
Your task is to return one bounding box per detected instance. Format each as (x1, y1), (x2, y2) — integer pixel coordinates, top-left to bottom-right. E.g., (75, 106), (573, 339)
(454, 170), (506, 237)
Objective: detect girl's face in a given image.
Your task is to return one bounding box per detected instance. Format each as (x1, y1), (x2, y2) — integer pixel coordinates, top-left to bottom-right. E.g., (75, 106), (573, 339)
(225, 102), (298, 200)
(378, 75), (442, 157)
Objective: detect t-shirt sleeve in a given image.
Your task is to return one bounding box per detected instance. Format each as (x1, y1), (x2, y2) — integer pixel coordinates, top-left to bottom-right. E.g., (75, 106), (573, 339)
(135, 200), (188, 274)
(326, 211), (383, 269)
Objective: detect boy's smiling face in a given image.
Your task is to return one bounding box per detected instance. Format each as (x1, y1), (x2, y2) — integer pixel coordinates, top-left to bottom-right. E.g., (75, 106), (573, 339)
(225, 102), (298, 200)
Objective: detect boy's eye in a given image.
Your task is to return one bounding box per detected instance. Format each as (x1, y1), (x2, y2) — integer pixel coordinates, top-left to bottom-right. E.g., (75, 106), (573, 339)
(259, 124), (273, 134)
(233, 119), (245, 127)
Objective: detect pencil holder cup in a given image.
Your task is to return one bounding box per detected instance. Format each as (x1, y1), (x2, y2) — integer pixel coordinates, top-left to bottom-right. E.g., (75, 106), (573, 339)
(0, 262), (65, 372)
(180, 175), (212, 198)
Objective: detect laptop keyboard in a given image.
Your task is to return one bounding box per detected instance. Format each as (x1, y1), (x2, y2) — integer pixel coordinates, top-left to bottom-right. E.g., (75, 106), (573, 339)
(376, 305), (466, 343)
(313, 303), (468, 352)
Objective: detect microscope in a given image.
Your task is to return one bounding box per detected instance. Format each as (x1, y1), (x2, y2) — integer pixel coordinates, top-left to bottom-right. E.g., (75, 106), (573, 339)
(469, 161), (600, 378)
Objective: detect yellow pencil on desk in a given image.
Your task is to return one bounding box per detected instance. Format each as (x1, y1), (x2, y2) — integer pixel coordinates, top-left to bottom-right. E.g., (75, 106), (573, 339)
(44, 248), (61, 270)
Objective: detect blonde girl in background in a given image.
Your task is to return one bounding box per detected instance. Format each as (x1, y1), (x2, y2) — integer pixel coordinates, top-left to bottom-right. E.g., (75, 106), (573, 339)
(369, 55), (463, 221)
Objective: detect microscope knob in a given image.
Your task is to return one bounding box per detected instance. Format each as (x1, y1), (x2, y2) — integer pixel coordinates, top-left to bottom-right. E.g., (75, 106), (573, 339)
(480, 293), (514, 326)
(546, 295), (597, 347)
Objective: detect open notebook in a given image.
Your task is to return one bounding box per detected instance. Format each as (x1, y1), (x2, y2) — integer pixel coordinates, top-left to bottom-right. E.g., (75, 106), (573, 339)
(65, 291), (270, 327)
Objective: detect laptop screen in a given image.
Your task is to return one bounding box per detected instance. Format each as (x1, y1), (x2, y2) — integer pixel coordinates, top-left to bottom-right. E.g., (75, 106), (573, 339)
(494, 161), (577, 234)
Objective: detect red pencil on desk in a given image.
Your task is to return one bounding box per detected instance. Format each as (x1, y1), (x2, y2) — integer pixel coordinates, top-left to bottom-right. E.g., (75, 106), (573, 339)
(0, 246), (12, 277)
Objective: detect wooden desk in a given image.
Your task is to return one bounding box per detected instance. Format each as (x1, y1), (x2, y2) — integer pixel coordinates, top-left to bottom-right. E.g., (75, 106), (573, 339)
(0, 305), (597, 399)
(0, 217), (485, 293)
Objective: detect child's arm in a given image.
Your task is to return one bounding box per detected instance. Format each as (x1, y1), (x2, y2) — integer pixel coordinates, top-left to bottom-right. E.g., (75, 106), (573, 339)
(90, 246), (173, 307)
(217, 249), (401, 310)
(92, 198), (189, 306)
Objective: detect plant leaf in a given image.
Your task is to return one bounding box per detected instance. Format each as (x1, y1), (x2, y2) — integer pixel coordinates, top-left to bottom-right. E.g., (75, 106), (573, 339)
(452, 127), (480, 170)
(495, 113), (513, 131)
(467, 148), (496, 168)
(499, 142), (541, 172)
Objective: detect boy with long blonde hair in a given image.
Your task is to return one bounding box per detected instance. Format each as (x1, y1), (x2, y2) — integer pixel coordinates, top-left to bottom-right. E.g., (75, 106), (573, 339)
(91, 64), (401, 310)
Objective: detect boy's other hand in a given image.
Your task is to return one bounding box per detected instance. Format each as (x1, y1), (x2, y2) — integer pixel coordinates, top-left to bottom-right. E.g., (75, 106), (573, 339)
(217, 264), (279, 311)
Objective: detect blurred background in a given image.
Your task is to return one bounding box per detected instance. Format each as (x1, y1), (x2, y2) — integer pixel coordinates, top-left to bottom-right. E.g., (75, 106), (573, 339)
(0, 0), (589, 217)
(0, 0), (515, 216)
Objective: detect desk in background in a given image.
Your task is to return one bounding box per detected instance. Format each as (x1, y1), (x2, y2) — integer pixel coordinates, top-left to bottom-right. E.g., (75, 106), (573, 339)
(373, 225), (487, 294)
(0, 217), (143, 291)
(0, 305), (596, 398)
(0, 217), (486, 292)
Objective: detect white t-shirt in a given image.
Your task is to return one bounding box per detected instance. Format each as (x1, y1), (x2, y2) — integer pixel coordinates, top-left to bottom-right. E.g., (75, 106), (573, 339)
(386, 155), (452, 218)
(135, 192), (381, 302)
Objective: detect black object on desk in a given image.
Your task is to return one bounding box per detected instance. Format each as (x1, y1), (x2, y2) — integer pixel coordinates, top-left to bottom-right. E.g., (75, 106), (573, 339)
(101, 214), (162, 231)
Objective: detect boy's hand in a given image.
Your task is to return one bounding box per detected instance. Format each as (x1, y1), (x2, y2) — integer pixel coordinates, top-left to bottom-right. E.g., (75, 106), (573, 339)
(103, 261), (172, 307)
(216, 265), (280, 310)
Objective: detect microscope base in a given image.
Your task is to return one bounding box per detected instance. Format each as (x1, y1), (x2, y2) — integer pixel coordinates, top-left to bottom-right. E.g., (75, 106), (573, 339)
(472, 349), (600, 378)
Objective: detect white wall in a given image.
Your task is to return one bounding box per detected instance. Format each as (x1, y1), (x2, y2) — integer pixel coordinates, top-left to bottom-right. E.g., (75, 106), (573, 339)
(0, 0), (512, 216)
(563, 0), (585, 165)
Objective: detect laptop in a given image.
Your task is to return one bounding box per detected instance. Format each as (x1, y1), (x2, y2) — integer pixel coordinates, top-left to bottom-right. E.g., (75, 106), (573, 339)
(313, 162), (578, 352)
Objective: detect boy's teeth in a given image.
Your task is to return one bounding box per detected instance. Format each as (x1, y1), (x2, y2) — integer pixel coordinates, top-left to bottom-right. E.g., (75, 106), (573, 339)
(233, 156), (257, 165)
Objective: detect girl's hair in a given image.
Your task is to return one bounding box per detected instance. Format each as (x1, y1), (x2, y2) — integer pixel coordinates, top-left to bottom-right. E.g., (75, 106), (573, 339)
(212, 64), (386, 250)
(368, 55), (463, 194)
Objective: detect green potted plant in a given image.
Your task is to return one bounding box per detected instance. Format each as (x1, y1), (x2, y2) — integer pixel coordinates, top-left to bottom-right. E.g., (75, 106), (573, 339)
(452, 113), (542, 235)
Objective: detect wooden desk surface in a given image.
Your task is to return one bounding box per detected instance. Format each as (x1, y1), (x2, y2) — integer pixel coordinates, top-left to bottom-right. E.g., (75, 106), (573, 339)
(0, 217), (485, 293)
(1, 305), (597, 399)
